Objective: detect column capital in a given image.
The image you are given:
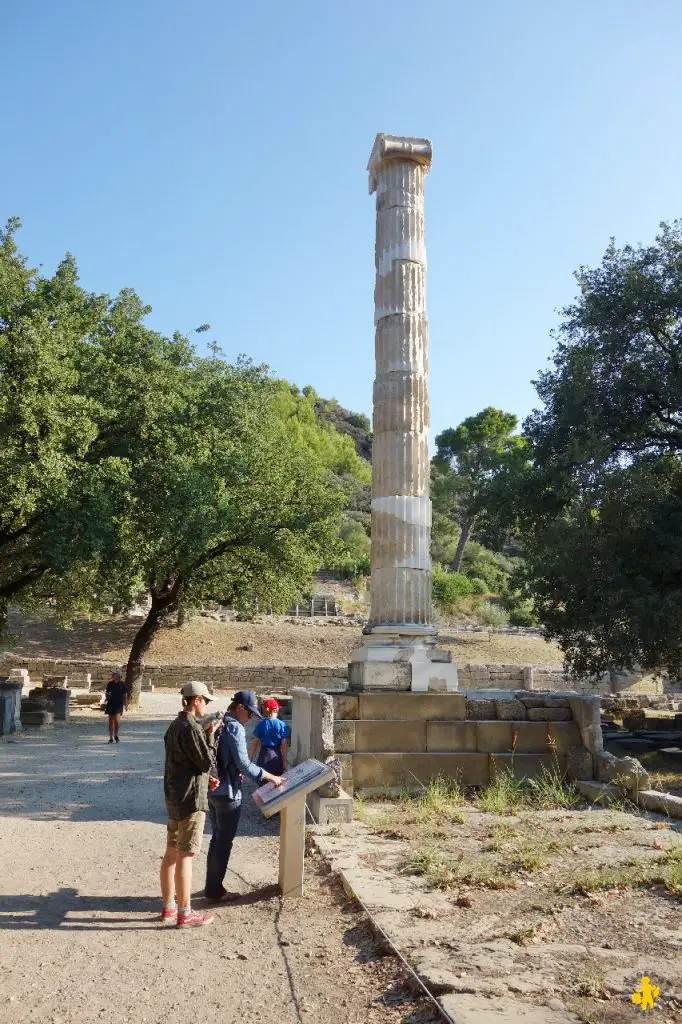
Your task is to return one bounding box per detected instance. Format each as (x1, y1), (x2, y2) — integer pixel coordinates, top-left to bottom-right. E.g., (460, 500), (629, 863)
(367, 133), (432, 194)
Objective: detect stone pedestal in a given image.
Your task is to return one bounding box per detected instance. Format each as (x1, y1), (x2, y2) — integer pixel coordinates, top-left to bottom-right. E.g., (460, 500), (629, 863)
(349, 132), (457, 693)
(0, 681), (23, 735)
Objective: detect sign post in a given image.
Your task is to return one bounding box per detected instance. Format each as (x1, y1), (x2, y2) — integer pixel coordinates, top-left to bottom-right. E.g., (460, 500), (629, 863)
(253, 758), (336, 898)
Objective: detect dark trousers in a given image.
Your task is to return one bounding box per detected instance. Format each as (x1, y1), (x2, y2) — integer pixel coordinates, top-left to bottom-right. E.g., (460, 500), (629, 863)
(205, 796), (242, 899)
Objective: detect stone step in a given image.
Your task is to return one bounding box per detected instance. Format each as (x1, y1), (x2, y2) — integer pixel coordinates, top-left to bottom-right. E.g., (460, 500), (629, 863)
(334, 718), (581, 756)
(352, 751), (561, 791)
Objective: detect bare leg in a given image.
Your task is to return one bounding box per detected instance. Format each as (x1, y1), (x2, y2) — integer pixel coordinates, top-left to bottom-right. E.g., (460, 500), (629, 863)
(160, 846), (178, 905)
(175, 851), (194, 910)
(107, 714), (115, 739)
(113, 712), (122, 738)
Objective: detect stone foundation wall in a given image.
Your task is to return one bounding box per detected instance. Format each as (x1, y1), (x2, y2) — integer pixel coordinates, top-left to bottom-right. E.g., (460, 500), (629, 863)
(0, 654), (347, 693)
(0, 651), (672, 697)
(291, 688), (620, 796)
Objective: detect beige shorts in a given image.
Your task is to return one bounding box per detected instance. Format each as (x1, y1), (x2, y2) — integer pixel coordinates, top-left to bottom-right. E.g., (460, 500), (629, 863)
(166, 811), (206, 854)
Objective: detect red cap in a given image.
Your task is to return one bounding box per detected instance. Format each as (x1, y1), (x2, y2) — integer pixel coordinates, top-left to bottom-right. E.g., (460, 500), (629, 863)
(262, 698), (280, 713)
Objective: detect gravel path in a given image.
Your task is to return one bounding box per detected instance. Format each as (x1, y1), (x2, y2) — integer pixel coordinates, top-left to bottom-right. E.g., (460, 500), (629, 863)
(0, 698), (439, 1024)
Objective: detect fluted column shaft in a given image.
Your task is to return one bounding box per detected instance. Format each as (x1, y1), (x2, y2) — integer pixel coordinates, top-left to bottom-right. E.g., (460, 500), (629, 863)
(367, 135), (434, 634)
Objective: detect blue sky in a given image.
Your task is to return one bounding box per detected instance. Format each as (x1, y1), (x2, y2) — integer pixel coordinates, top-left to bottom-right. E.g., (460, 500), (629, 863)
(3, 1), (681, 440)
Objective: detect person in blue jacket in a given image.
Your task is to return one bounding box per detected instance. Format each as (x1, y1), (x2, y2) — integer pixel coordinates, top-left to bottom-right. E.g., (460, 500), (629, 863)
(249, 697), (290, 779)
(203, 690), (283, 903)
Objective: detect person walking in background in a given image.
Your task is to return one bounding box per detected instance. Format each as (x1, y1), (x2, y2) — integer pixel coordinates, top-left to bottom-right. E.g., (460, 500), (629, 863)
(204, 690), (283, 903)
(249, 697), (289, 779)
(160, 681), (218, 929)
(104, 670), (128, 743)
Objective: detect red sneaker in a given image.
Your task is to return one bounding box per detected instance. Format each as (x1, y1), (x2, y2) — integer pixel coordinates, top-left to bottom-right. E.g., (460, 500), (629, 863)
(160, 906), (177, 923)
(176, 910), (214, 928)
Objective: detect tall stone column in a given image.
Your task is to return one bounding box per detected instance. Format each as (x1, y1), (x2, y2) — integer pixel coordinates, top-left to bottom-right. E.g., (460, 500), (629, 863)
(349, 133), (458, 693)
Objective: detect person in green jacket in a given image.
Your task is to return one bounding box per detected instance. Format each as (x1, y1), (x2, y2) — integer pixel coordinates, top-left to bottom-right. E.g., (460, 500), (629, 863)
(160, 681), (218, 928)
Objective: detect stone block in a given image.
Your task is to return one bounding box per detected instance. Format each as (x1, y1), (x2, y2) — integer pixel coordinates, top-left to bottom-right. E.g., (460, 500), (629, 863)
(358, 693), (466, 721)
(495, 699), (527, 720)
(348, 660), (411, 691)
(518, 696), (546, 708)
(476, 721), (513, 753)
(333, 720), (356, 754)
(332, 695), (359, 721)
(311, 692), (334, 761)
(547, 721), (582, 754)
(22, 710), (54, 728)
(307, 789), (354, 825)
(637, 790), (682, 819)
(543, 697), (570, 707)
(596, 751), (649, 792)
(567, 746), (593, 781)
(509, 721), (549, 752)
(426, 721), (477, 752)
(568, 695), (603, 755)
(352, 752), (490, 790)
(337, 753), (353, 781)
(466, 699), (497, 720)
(489, 752), (565, 780)
(527, 707), (572, 722)
(290, 689), (313, 765)
(354, 720), (426, 753)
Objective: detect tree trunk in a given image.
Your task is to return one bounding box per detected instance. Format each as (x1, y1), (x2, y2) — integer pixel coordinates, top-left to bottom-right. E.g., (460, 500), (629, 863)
(176, 606), (186, 628)
(126, 579), (184, 706)
(451, 519), (472, 574)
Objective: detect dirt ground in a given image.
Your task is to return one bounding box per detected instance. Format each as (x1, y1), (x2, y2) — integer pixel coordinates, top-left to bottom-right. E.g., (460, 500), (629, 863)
(314, 793), (682, 1023)
(4, 610), (564, 667)
(0, 698), (440, 1024)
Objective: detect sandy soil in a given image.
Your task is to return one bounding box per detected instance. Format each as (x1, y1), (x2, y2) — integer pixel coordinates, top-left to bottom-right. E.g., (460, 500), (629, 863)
(0, 699), (439, 1024)
(5, 611), (565, 667)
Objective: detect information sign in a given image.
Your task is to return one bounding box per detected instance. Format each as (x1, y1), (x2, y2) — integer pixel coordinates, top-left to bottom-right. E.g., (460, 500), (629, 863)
(253, 758), (337, 898)
(253, 758), (335, 818)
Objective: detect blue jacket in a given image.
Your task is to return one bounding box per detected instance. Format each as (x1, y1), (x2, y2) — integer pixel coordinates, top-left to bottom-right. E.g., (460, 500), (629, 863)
(211, 714), (264, 805)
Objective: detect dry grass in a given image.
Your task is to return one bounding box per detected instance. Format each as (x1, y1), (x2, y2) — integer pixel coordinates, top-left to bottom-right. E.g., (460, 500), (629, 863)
(5, 609), (565, 667)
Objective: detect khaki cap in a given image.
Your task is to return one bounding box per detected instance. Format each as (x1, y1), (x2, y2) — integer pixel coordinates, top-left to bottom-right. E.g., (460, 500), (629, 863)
(180, 680), (213, 702)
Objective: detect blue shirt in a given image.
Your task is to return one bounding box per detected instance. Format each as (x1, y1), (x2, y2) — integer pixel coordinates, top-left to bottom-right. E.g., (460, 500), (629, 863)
(211, 714), (263, 805)
(254, 717), (289, 749)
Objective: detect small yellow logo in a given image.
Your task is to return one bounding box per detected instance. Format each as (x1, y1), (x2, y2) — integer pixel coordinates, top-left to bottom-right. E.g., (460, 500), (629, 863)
(631, 976), (661, 1012)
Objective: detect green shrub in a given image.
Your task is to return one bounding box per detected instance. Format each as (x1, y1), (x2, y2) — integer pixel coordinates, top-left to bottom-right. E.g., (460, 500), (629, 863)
(501, 590), (539, 627)
(432, 565), (476, 610)
(476, 600), (509, 628)
(468, 576), (488, 594)
(461, 542), (514, 593)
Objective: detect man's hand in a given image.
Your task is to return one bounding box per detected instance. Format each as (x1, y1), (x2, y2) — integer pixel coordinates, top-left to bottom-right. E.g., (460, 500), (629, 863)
(267, 775), (285, 787)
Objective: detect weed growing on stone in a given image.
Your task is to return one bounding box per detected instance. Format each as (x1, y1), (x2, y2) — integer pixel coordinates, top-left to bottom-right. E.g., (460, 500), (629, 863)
(527, 766), (582, 809)
(570, 844), (682, 896)
(478, 768), (527, 814)
(404, 847), (515, 891)
(409, 776), (465, 825)
(478, 765), (583, 814)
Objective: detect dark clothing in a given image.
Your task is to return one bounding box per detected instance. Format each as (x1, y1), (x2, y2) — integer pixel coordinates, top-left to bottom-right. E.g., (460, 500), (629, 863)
(204, 714), (264, 897)
(163, 712), (215, 819)
(256, 743), (284, 778)
(205, 796), (242, 899)
(211, 715), (264, 806)
(104, 680), (128, 715)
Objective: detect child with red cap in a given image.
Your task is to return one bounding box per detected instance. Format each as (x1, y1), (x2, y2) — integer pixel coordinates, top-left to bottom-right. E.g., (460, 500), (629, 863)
(249, 697), (289, 778)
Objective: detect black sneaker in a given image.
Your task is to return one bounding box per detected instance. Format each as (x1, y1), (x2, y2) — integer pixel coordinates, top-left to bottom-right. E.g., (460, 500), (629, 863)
(108, 738), (114, 744)
(115, 736), (120, 743)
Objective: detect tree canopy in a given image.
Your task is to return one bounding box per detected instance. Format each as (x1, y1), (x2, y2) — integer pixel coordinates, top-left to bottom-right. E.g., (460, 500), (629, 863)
(432, 407), (528, 572)
(522, 221), (682, 676)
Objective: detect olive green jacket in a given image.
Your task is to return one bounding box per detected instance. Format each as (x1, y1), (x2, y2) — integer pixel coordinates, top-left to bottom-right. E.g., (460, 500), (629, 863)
(163, 712), (215, 819)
